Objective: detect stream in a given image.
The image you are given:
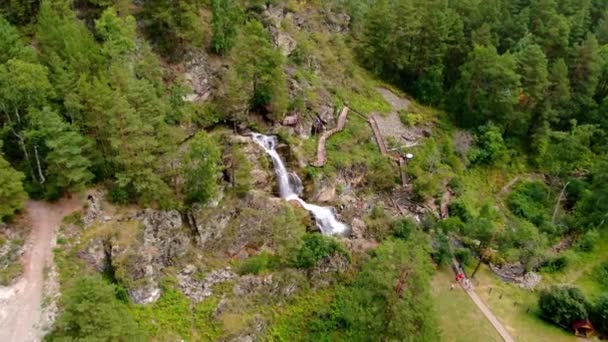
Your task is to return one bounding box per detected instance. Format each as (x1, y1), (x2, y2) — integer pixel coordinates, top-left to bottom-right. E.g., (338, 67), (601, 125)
(251, 133), (348, 235)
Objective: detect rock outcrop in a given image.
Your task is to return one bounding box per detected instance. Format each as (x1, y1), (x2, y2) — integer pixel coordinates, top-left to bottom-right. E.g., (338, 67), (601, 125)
(178, 266), (237, 302)
(80, 209), (191, 304)
(183, 50), (217, 102)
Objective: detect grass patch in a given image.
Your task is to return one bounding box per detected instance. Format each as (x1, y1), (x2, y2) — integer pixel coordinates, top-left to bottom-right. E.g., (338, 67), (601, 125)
(267, 288), (336, 340)
(432, 268), (502, 342)
(474, 265), (576, 342)
(129, 287), (223, 341)
(541, 231), (608, 298)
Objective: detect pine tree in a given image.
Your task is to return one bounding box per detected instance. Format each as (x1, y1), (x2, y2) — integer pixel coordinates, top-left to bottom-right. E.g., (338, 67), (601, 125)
(142, 0), (203, 59)
(211, 0), (241, 55)
(515, 37), (549, 132)
(452, 44), (520, 129)
(223, 20), (287, 122)
(182, 132), (221, 205)
(0, 16), (36, 64)
(529, 0), (571, 59)
(569, 33), (601, 118)
(26, 107), (93, 193)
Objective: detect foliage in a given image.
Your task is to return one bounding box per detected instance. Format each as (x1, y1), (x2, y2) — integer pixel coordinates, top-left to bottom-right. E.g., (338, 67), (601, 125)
(182, 132), (221, 205)
(592, 261), (608, 290)
(468, 123), (508, 164)
(142, 0), (203, 59)
(306, 237), (439, 340)
(211, 0), (241, 55)
(575, 159), (608, 230)
(48, 275), (143, 341)
(538, 285), (590, 329)
(591, 293), (608, 336)
(222, 20), (287, 121)
(129, 287), (223, 340)
(0, 149), (26, 221)
(238, 252), (273, 275)
(540, 256), (570, 273)
(507, 181), (554, 229)
(392, 218), (417, 240)
(363, 205), (393, 240)
(576, 229), (599, 252)
(455, 248), (474, 266)
(293, 233), (349, 269)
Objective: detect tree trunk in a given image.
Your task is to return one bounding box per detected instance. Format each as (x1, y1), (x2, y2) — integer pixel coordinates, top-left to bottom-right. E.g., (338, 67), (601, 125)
(34, 145), (46, 184)
(551, 181), (570, 224)
(471, 258), (483, 279)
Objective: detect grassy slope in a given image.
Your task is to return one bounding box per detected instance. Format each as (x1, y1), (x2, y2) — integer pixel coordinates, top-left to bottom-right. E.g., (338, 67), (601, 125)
(474, 265), (576, 342)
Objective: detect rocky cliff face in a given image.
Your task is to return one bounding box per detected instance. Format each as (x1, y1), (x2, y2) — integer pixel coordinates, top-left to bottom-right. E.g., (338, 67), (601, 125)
(118, 209), (189, 304)
(79, 203), (192, 304)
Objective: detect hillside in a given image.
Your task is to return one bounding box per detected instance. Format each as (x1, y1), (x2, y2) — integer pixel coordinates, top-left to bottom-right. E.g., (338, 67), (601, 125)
(0, 0), (607, 341)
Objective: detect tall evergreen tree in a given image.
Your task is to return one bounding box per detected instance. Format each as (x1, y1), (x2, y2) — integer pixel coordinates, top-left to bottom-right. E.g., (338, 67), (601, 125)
(451, 45), (520, 130)
(211, 0), (240, 55)
(182, 132), (221, 205)
(569, 33), (601, 119)
(223, 20), (287, 122)
(142, 0), (203, 59)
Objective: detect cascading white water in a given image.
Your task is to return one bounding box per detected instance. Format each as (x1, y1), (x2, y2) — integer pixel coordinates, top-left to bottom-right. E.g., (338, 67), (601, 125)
(251, 133), (347, 235)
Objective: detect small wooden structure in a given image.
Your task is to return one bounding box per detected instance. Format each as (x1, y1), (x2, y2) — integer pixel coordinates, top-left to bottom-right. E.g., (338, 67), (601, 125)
(572, 319), (594, 338)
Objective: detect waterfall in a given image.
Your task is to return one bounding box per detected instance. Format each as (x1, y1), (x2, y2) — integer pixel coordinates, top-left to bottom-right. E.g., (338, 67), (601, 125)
(251, 133), (348, 235)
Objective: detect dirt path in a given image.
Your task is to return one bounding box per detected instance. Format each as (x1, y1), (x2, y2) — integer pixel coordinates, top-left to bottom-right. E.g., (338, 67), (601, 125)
(0, 197), (82, 342)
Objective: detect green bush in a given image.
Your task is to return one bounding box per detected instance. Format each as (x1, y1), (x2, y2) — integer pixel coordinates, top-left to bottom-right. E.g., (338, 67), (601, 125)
(593, 262), (608, 290)
(294, 234), (349, 269)
(238, 252), (272, 275)
(364, 205), (394, 240)
(538, 285), (590, 329)
(539, 255), (569, 273)
(592, 293), (608, 337)
(448, 200), (473, 223)
(468, 122), (507, 164)
(392, 218), (417, 240)
(455, 248), (473, 266)
(576, 229), (599, 252)
(508, 181), (553, 228)
(48, 275), (143, 341)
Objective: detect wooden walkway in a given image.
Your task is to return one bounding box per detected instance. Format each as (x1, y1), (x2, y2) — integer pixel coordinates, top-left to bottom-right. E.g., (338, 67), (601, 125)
(368, 115), (388, 155)
(312, 107), (350, 167)
(311, 109), (409, 187)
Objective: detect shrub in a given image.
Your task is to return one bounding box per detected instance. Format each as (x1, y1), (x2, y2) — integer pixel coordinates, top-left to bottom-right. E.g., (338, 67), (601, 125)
(508, 181), (553, 227)
(468, 123), (507, 164)
(538, 285), (590, 329)
(539, 255), (569, 273)
(432, 232), (452, 266)
(392, 218), (417, 240)
(576, 229), (599, 252)
(49, 275), (143, 340)
(593, 262), (608, 290)
(448, 200), (473, 223)
(238, 252), (272, 275)
(439, 217), (465, 234)
(455, 248), (473, 266)
(294, 234), (349, 269)
(364, 206), (393, 240)
(592, 293), (608, 337)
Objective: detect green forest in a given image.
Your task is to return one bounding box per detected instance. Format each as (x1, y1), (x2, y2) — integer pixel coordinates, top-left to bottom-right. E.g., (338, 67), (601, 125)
(1, 0), (608, 341)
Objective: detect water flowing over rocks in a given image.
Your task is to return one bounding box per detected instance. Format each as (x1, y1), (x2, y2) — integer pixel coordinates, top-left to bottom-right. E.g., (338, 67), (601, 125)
(251, 133), (347, 235)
